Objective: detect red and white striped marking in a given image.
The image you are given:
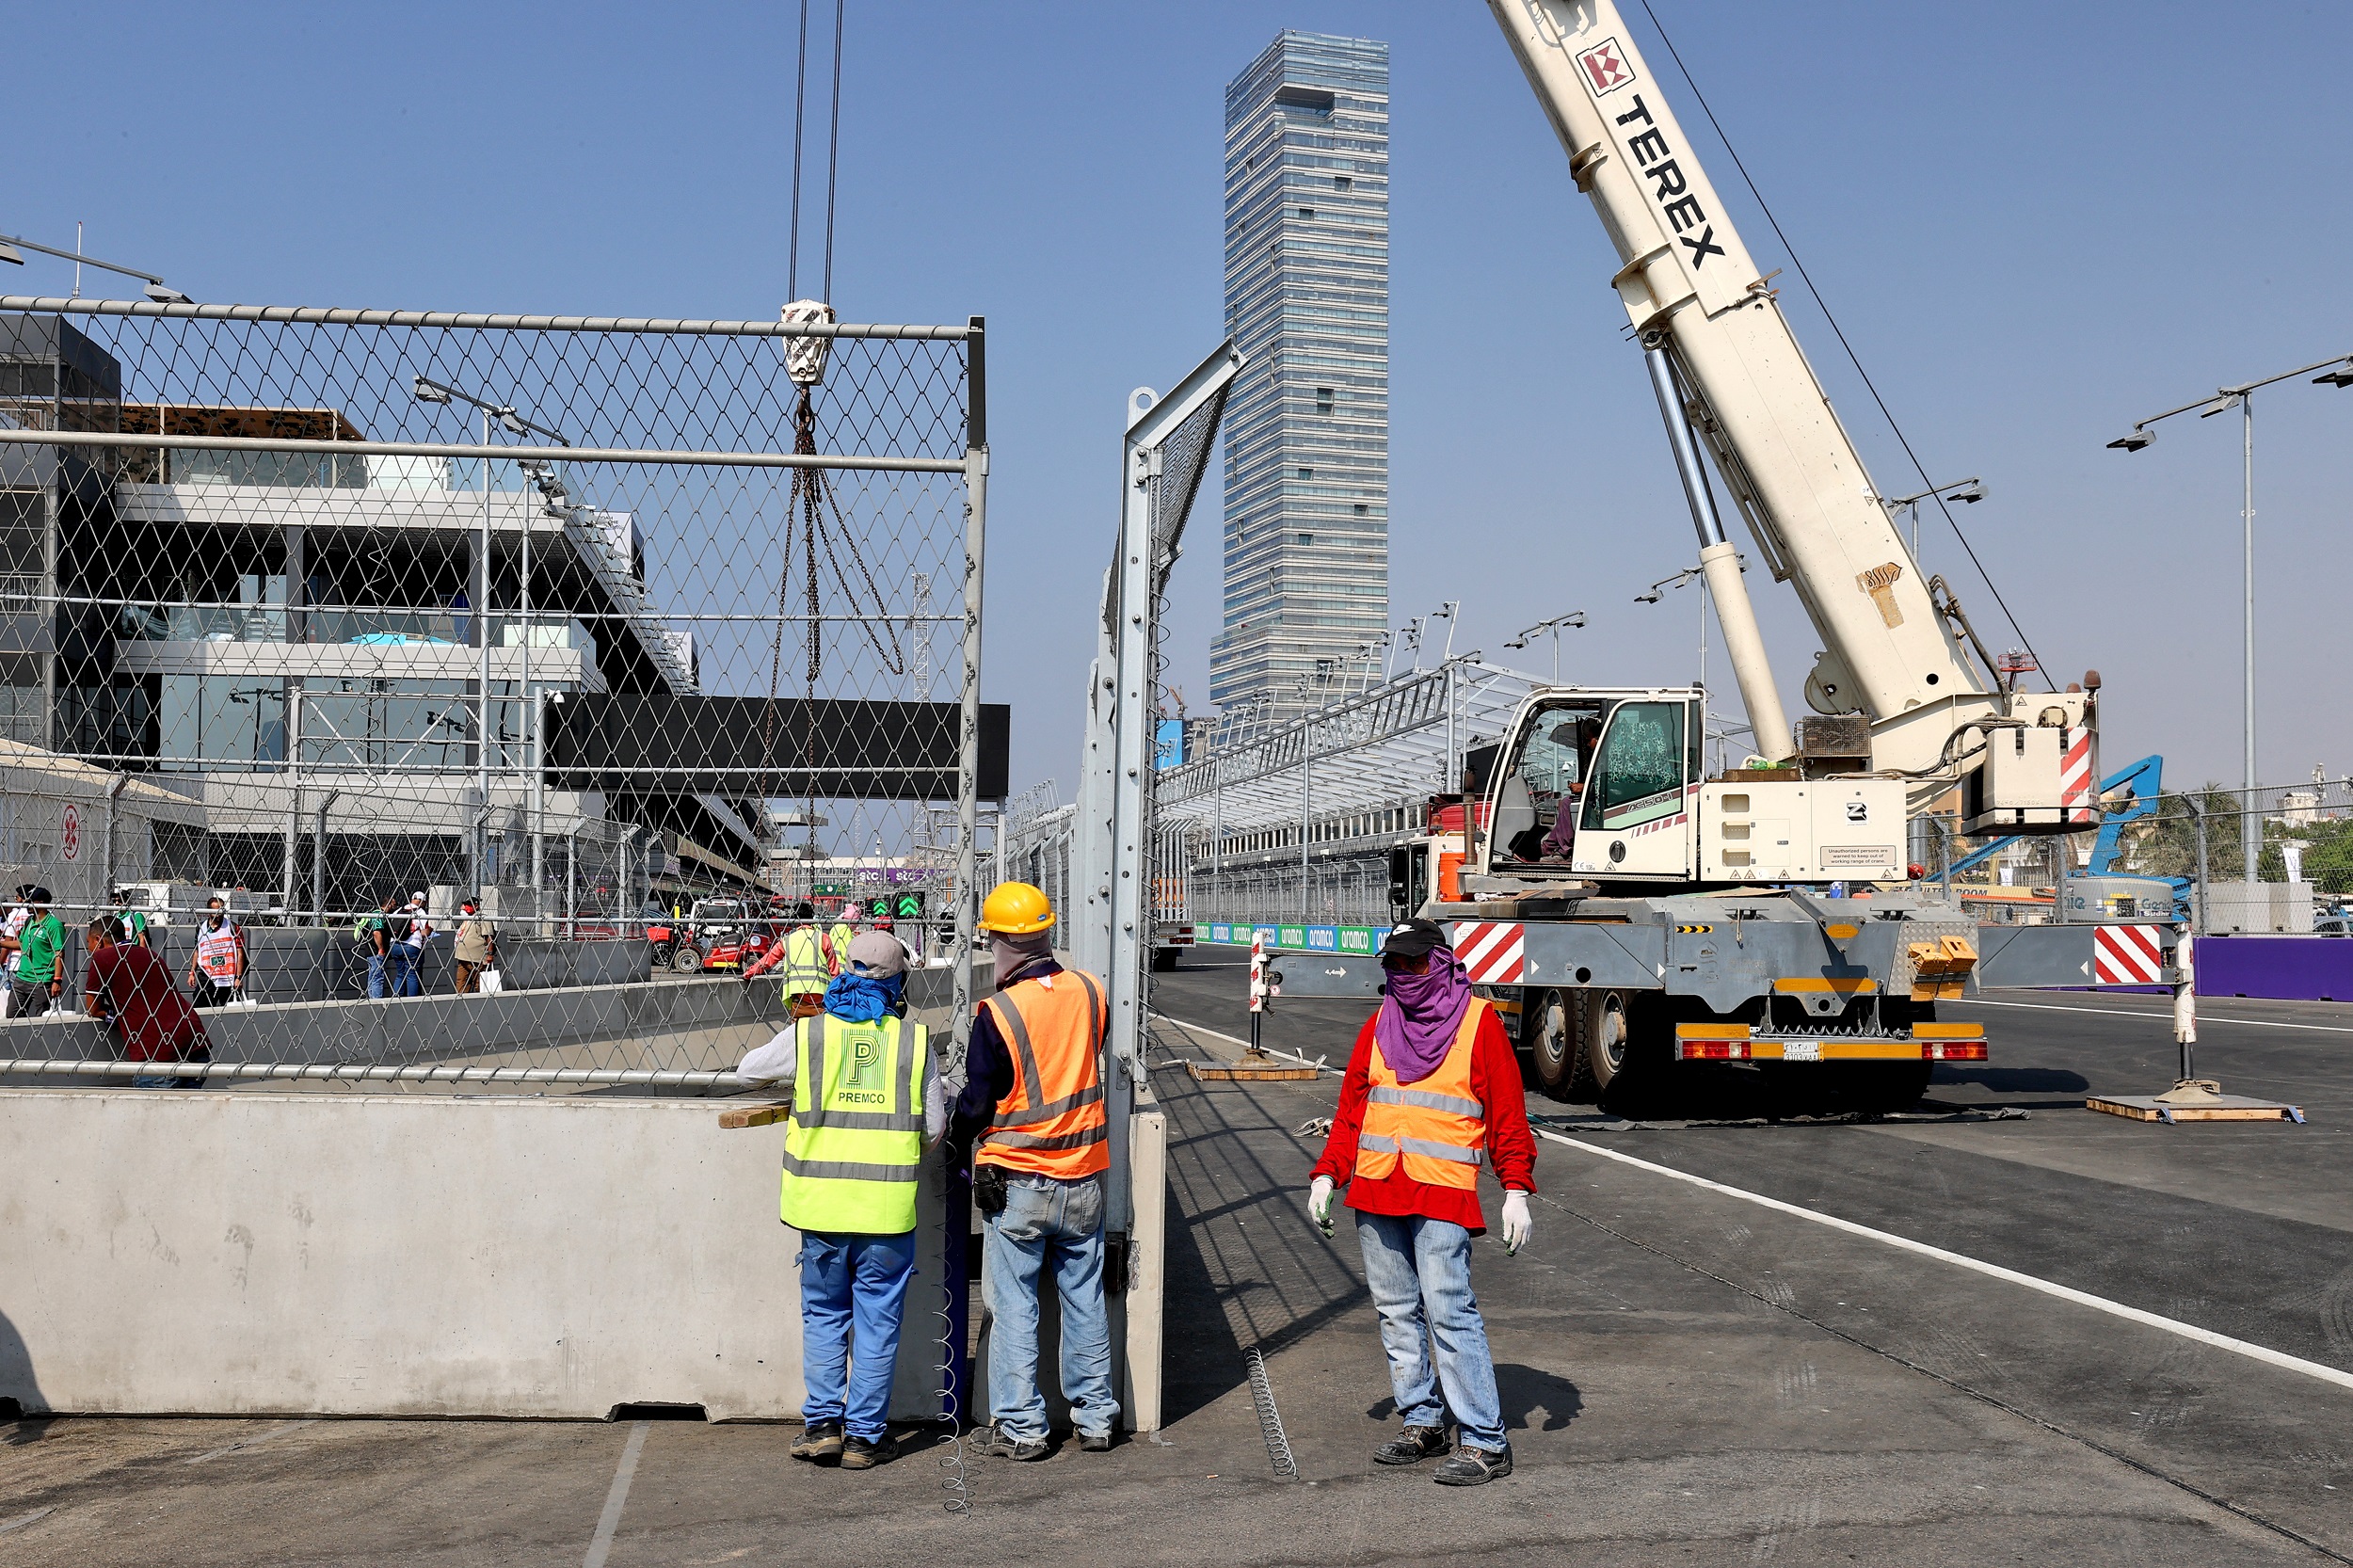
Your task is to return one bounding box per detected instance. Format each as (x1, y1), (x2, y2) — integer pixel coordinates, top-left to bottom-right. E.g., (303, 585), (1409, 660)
(1452, 920), (1527, 984)
(2062, 728), (2096, 825)
(2092, 923), (2165, 986)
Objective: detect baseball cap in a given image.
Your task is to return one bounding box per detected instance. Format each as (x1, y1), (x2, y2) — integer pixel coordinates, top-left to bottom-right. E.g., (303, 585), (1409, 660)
(1379, 919), (1448, 962)
(847, 930), (908, 978)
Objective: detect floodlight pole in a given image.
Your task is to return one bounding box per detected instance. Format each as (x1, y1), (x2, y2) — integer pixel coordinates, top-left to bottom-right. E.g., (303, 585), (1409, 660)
(2112, 350), (2353, 885)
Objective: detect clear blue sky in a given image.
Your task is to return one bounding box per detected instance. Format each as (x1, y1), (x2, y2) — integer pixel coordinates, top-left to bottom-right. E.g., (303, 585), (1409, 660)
(9, 1), (2351, 796)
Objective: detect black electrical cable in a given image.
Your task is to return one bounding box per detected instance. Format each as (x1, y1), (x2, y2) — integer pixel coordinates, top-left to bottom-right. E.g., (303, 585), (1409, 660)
(1636, 0), (2056, 694)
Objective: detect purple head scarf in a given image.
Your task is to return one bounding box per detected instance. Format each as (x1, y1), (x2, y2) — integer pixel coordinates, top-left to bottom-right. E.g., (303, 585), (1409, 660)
(1373, 945), (1474, 1084)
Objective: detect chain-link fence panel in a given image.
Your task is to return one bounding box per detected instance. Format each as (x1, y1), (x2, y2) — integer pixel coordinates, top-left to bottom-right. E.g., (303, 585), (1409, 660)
(0, 296), (991, 1090)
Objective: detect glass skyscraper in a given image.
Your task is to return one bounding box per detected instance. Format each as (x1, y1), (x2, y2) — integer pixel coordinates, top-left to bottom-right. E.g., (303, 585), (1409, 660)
(1211, 31), (1389, 720)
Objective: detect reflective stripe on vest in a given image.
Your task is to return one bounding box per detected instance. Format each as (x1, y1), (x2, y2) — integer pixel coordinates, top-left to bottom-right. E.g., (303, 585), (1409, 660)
(976, 968), (1109, 1178)
(1353, 998), (1490, 1191)
(781, 926), (829, 998)
(196, 923), (241, 983)
(779, 1012), (927, 1234)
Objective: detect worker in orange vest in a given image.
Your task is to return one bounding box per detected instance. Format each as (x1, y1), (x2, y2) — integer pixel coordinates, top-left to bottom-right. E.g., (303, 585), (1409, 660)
(1309, 918), (1536, 1486)
(949, 881), (1116, 1460)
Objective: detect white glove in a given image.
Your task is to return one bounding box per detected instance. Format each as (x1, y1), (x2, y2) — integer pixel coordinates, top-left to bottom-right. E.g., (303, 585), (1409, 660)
(1308, 1175), (1336, 1238)
(1500, 1190), (1532, 1256)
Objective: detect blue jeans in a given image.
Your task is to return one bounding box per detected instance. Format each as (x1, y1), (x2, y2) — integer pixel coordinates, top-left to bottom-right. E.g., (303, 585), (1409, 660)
(983, 1171), (1117, 1442)
(798, 1230), (918, 1441)
(391, 947), (421, 998)
(1355, 1210), (1506, 1450)
(366, 952), (388, 1000)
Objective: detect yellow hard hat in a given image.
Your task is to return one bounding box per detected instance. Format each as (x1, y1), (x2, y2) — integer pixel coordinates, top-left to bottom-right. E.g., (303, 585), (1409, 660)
(979, 881), (1055, 935)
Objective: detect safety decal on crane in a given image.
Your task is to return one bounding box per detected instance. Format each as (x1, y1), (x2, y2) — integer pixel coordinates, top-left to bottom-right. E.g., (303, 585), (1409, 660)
(1452, 921), (1528, 984)
(2062, 730), (2096, 825)
(2091, 923), (2166, 986)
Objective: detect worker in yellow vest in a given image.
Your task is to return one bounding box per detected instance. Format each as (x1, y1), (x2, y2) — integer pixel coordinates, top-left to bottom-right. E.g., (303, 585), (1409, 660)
(949, 881), (1116, 1460)
(1308, 919), (1537, 1487)
(742, 901), (834, 1019)
(740, 930), (941, 1471)
(826, 907), (857, 976)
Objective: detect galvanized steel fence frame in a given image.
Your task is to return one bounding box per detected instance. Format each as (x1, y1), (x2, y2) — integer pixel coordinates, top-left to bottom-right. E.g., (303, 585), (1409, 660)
(0, 295), (989, 1089)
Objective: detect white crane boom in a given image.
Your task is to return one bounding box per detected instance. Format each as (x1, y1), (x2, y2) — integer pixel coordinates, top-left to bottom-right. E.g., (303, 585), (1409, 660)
(1489, 0), (2083, 792)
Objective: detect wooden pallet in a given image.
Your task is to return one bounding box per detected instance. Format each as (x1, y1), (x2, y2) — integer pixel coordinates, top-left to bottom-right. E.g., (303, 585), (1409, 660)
(2087, 1094), (2303, 1124)
(1187, 1060), (1321, 1083)
(716, 1103), (791, 1129)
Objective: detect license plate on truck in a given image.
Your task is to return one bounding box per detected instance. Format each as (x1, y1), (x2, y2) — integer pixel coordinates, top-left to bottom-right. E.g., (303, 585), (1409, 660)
(1782, 1040), (1821, 1063)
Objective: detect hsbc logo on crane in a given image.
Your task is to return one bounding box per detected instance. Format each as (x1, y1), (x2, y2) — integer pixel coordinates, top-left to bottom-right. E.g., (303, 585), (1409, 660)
(1577, 38), (1636, 96)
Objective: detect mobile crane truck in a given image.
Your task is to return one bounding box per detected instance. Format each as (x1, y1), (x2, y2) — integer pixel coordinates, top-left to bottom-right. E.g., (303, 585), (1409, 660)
(1273, 0), (2164, 1110)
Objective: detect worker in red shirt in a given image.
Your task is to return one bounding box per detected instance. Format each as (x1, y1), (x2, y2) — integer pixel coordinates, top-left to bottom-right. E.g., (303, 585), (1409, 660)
(81, 919), (211, 1089)
(1308, 918), (1536, 1487)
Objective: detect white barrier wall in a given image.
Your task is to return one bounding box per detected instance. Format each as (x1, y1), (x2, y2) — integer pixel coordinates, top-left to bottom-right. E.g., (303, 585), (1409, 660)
(0, 1091), (944, 1421)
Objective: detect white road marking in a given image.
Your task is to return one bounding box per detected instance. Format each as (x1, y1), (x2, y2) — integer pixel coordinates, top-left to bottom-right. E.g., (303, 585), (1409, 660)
(184, 1418), (319, 1464)
(1961, 997), (2353, 1034)
(0, 1508), (55, 1535)
(1531, 1126), (2353, 1394)
(1150, 1016), (1333, 1074)
(582, 1421), (650, 1568)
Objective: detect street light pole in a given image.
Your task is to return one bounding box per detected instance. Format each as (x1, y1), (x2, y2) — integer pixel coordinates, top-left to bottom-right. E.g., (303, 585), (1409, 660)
(2240, 390), (2256, 886)
(2108, 350), (2353, 885)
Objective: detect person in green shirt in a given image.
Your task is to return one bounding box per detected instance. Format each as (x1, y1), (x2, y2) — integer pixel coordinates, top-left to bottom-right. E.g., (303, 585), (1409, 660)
(7, 889), (68, 1016)
(109, 890), (153, 951)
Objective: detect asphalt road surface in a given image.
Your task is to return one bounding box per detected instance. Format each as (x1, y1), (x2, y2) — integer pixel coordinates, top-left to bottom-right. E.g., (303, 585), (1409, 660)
(2, 960), (2345, 1564)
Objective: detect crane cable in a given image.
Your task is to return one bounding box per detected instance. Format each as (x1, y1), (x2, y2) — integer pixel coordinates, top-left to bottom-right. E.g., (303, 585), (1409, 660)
(1636, 0), (2056, 695)
(786, 0), (846, 302)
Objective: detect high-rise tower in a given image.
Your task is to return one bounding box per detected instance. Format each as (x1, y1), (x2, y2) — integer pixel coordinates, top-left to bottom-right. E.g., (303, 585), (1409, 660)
(1211, 32), (1389, 720)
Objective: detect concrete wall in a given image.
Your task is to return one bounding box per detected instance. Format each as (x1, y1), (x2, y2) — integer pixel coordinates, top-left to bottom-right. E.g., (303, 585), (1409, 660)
(2, 976), (787, 1076)
(0, 1090), (945, 1421)
(34, 928), (654, 1009)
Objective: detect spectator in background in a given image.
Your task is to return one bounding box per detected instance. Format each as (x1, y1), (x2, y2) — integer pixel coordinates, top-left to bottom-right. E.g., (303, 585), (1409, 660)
(185, 896), (246, 1008)
(454, 898), (498, 994)
(0, 886), (30, 1018)
(6, 888), (67, 1018)
(363, 895), (396, 1000)
(84, 919), (209, 1088)
(397, 891), (431, 998)
(109, 889), (155, 951)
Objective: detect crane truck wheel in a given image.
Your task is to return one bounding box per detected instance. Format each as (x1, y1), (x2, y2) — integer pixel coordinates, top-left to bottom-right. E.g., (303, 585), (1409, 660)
(1576, 989), (1638, 1100)
(673, 943), (704, 974)
(1529, 988), (1596, 1102)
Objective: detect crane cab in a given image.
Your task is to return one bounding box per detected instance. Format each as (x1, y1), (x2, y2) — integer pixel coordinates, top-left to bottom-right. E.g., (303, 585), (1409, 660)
(1471, 686), (1905, 890)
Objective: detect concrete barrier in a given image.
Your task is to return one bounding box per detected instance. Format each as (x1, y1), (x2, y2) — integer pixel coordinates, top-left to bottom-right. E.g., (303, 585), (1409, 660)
(0, 1089), (947, 1421)
(2, 976), (788, 1076)
(45, 928), (654, 1008)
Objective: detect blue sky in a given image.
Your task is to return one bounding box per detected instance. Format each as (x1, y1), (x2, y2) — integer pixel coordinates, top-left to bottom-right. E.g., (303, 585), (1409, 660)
(8, 1), (2352, 797)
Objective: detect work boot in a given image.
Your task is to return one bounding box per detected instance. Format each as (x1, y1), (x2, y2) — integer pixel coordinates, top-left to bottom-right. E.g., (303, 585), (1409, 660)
(838, 1431), (899, 1470)
(1078, 1430), (1113, 1452)
(790, 1419), (844, 1464)
(1432, 1443), (1513, 1486)
(1372, 1423), (1451, 1466)
(981, 1424), (1049, 1462)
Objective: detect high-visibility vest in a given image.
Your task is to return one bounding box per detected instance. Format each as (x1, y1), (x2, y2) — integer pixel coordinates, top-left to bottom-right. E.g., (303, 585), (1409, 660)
(780, 926), (830, 999)
(975, 968), (1109, 1179)
(196, 921), (243, 984)
(779, 1011), (928, 1235)
(1355, 999), (1492, 1192)
(827, 922), (856, 975)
